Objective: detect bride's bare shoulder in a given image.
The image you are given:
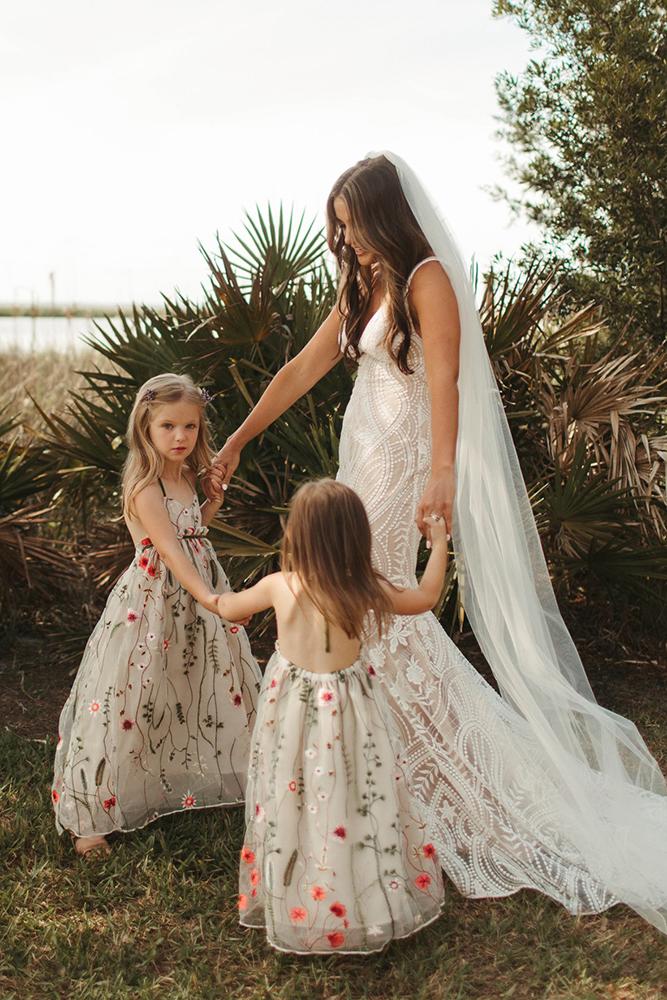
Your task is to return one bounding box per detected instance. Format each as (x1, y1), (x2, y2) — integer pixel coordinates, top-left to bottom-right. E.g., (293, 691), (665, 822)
(408, 259), (459, 333)
(408, 258), (453, 298)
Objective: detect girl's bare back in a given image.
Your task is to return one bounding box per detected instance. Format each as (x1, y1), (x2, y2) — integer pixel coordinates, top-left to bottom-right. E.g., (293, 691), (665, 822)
(273, 571), (364, 673)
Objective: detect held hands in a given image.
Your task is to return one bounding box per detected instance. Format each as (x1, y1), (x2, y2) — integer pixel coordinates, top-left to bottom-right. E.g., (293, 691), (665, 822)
(417, 468), (455, 549)
(424, 513), (448, 550)
(201, 592), (222, 615)
(202, 438), (243, 501)
(208, 591), (252, 627)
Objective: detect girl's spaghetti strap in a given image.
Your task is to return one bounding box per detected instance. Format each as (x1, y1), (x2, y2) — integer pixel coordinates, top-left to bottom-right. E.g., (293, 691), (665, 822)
(157, 477), (167, 497)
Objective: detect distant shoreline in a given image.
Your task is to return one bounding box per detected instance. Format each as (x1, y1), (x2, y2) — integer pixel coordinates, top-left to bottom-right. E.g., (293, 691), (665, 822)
(0, 304), (162, 318)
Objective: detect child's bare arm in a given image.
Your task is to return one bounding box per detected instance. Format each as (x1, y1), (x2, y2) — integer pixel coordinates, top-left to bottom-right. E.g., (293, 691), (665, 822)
(381, 517), (449, 615)
(200, 495), (223, 527)
(216, 574), (277, 622)
(133, 485), (219, 611)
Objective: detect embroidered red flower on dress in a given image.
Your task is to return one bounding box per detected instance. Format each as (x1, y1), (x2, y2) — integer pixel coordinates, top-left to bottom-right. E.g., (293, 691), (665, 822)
(237, 893), (248, 911)
(231, 692), (242, 707)
(51, 789), (59, 803)
(140, 537), (151, 547)
(146, 565), (157, 578)
(415, 873), (432, 891)
(310, 885), (326, 901)
(329, 901), (346, 918)
(240, 846), (255, 864)
(122, 719), (134, 731)
(103, 795), (116, 811)
(250, 868), (260, 886)
(181, 792), (196, 808)
(333, 825), (346, 840)
(423, 843), (436, 859)
(137, 555), (149, 570)
(126, 609), (138, 623)
(367, 665), (377, 676)
(230, 625), (239, 634)
(288, 780), (297, 792)
(290, 907), (307, 922)
(327, 931), (345, 948)
(163, 639), (170, 650)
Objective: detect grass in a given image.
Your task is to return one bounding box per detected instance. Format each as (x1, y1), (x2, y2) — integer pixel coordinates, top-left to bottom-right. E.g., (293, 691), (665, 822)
(0, 347), (117, 443)
(2, 647), (666, 1000)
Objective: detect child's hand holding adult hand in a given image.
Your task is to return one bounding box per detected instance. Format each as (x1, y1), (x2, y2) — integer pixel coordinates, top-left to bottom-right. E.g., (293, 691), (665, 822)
(424, 512), (449, 550)
(212, 438), (242, 492)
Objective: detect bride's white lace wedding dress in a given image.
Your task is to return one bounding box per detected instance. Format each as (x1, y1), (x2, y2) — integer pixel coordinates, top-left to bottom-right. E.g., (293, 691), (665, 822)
(337, 257), (637, 917)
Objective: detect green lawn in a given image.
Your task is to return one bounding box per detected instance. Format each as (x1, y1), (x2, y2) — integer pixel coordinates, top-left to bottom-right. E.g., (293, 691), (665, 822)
(1, 719), (665, 1000)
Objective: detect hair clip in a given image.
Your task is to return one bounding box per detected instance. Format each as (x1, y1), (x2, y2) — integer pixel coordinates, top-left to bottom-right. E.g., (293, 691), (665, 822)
(200, 387), (213, 404)
(142, 388), (157, 403)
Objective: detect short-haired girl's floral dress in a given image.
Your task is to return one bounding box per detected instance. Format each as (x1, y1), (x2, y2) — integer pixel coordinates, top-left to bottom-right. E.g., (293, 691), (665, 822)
(52, 479), (262, 836)
(238, 639), (445, 955)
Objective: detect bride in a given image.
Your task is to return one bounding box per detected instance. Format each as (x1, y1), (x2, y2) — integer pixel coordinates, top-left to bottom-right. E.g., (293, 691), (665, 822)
(207, 151), (667, 934)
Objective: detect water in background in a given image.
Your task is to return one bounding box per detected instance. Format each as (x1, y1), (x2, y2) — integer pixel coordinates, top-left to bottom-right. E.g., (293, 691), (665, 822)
(0, 315), (118, 353)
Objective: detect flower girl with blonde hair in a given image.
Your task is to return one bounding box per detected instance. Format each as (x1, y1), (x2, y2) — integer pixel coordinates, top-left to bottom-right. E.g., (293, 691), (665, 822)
(216, 478), (449, 955)
(52, 373), (261, 857)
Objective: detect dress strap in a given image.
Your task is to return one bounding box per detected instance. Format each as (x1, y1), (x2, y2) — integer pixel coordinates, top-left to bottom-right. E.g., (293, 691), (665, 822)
(157, 477), (167, 497)
(403, 256), (441, 337)
(404, 256), (441, 296)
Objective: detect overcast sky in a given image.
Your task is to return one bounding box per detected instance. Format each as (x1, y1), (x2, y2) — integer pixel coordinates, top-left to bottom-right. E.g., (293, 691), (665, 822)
(1, 0), (540, 307)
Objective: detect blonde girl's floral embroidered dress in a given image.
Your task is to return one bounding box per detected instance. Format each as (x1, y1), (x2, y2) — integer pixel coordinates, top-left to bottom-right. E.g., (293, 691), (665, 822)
(238, 643), (445, 954)
(52, 479), (262, 836)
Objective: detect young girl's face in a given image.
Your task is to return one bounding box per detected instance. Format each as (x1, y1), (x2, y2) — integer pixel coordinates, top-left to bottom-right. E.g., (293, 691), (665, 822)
(148, 399), (200, 462)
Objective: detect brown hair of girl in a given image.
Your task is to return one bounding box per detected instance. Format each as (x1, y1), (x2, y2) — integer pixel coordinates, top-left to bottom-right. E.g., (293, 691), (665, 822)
(326, 153), (434, 375)
(280, 478), (394, 641)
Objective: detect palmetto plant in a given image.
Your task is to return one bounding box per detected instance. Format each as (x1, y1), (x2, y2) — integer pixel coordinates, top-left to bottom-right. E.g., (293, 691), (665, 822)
(24, 207), (667, 648)
(0, 408), (77, 627)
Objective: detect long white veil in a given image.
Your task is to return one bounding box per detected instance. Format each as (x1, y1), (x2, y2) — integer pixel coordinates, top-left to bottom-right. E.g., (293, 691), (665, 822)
(369, 149), (667, 933)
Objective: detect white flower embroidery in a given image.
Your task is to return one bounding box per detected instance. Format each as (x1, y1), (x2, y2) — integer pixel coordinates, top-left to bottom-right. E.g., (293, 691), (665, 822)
(406, 657), (425, 685)
(368, 645), (385, 669)
(386, 618), (412, 653)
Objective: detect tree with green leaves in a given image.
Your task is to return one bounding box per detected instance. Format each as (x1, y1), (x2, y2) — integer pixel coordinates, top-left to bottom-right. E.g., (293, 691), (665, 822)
(492, 0), (667, 345)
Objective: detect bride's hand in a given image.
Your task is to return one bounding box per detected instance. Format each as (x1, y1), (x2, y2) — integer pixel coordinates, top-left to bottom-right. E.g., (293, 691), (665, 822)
(208, 438), (243, 495)
(416, 468), (455, 541)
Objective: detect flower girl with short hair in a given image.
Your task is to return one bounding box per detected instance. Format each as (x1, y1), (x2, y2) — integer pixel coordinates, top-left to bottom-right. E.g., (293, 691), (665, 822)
(216, 477), (449, 954)
(52, 373), (261, 857)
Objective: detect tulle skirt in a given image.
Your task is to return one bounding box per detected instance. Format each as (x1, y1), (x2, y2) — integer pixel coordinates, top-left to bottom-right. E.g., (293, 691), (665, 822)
(238, 644), (445, 954)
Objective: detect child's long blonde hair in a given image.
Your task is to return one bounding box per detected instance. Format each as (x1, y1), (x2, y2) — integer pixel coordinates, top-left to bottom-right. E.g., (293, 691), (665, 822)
(281, 478), (394, 641)
(121, 373), (214, 519)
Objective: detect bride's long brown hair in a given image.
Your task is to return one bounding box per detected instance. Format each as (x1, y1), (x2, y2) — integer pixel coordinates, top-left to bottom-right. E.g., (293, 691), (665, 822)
(280, 478), (394, 642)
(326, 154), (434, 375)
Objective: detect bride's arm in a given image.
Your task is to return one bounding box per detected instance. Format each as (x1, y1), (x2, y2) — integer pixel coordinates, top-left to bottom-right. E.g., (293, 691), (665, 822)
(209, 305), (343, 490)
(409, 262), (461, 538)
